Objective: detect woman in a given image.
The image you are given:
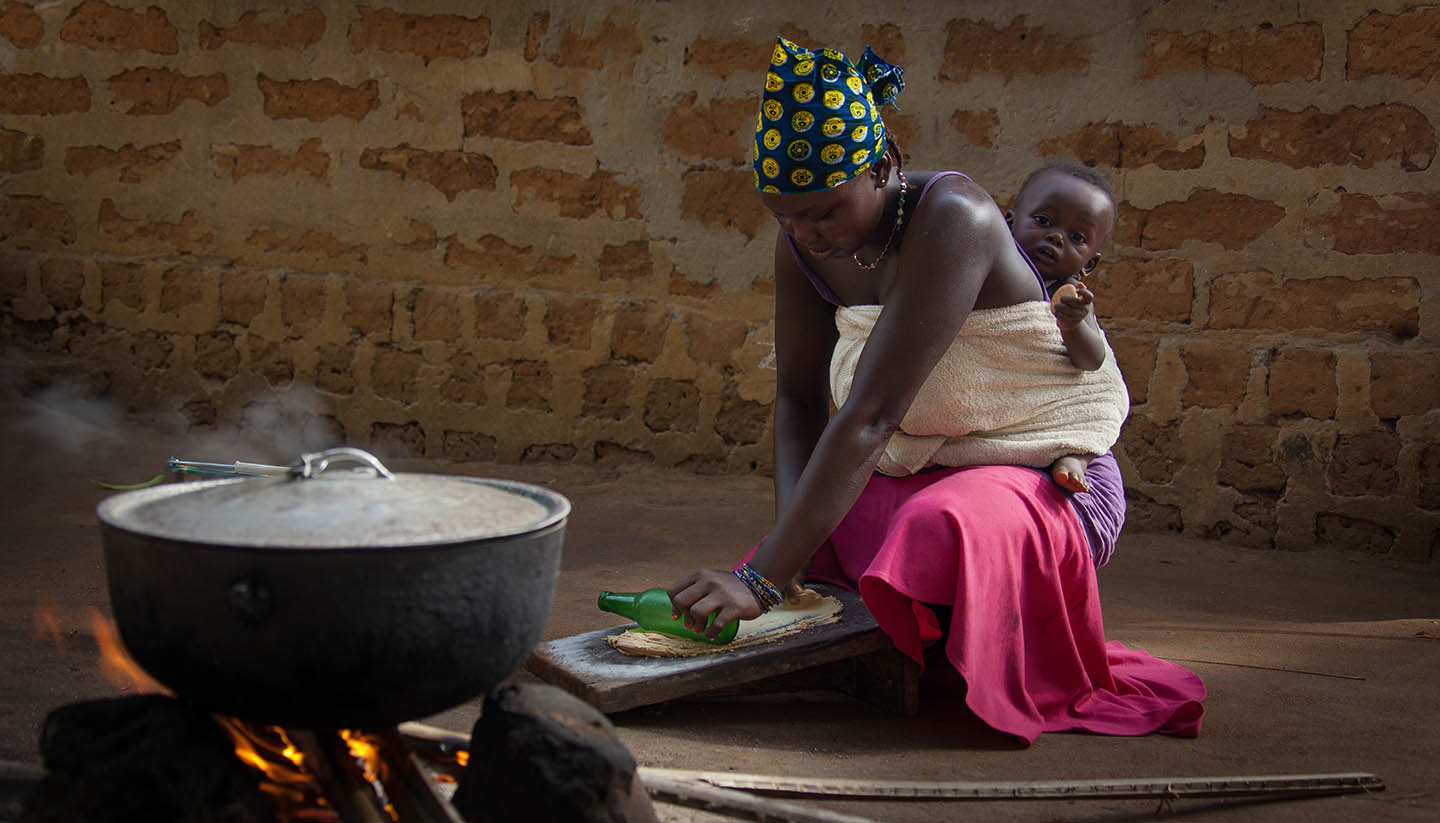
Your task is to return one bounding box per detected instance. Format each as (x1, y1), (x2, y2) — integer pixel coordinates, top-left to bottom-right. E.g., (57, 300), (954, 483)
(669, 37), (1204, 743)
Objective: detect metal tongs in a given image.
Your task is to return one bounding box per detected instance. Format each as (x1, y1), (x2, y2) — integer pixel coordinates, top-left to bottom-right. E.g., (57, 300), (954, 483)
(167, 457), (289, 478)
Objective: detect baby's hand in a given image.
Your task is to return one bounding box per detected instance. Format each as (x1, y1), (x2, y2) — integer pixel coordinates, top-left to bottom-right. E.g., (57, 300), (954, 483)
(1052, 284), (1095, 331)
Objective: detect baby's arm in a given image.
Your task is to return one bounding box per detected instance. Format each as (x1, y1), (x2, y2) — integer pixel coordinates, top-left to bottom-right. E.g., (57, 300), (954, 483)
(1052, 282), (1106, 371)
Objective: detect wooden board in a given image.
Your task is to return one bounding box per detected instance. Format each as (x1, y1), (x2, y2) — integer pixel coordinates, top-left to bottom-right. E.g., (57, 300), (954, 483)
(525, 584), (914, 715)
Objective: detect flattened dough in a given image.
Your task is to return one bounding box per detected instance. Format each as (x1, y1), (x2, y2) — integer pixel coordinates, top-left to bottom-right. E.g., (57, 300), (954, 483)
(608, 589), (843, 658)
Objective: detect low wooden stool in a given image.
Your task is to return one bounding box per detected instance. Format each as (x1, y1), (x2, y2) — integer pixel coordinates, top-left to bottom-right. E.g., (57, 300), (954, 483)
(525, 584), (919, 716)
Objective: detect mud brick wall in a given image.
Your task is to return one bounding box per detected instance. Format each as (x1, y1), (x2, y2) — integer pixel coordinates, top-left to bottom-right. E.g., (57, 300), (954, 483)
(1, 1), (1436, 560)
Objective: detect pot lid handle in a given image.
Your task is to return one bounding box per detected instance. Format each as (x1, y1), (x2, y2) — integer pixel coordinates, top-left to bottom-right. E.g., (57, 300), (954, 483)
(293, 447), (397, 480)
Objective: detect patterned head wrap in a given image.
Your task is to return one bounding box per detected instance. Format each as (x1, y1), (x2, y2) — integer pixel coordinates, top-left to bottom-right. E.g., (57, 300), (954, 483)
(753, 37), (905, 194)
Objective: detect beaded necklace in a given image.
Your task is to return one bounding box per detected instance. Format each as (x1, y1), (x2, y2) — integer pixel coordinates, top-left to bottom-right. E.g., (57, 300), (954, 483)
(852, 169), (910, 271)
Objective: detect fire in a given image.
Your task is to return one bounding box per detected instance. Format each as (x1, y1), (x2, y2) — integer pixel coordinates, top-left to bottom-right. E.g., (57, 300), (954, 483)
(32, 600), (66, 650)
(87, 606), (167, 694)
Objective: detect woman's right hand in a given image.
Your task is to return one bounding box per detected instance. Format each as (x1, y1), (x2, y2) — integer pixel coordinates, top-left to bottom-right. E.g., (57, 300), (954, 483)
(667, 569), (764, 638)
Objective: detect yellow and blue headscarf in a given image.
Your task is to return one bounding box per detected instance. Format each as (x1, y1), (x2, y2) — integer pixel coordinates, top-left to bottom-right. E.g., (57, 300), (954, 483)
(753, 37), (905, 194)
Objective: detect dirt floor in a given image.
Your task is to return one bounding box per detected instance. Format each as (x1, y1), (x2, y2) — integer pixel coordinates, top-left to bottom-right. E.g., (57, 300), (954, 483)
(2, 392), (1438, 822)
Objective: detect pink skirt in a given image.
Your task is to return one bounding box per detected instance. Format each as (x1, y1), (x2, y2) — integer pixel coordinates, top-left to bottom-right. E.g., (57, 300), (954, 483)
(804, 465), (1205, 744)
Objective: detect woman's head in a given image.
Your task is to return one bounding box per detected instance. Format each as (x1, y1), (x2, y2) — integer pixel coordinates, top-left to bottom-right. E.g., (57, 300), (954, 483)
(752, 37), (903, 195)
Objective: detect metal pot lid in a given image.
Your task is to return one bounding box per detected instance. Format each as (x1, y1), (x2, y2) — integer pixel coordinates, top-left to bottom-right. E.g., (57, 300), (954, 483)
(97, 447), (571, 549)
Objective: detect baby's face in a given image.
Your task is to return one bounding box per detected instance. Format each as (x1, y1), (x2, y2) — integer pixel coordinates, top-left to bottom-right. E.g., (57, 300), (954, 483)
(1009, 172), (1114, 282)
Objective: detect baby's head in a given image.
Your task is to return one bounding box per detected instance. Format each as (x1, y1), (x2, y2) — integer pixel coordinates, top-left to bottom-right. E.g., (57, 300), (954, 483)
(1006, 163), (1116, 282)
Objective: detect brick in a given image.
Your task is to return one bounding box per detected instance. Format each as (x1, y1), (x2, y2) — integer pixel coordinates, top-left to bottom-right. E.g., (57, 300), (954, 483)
(681, 169), (769, 238)
(395, 219), (437, 252)
(547, 13), (640, 69)
(1369, 351), (1440, 418)
(461, 91), (592, 146)
(60, 1), (177, 55)
(413, 287), (462, 341)
(510, 168), (640, 219)
(1038, 122), (1204, 170)
(861, 24), (905, 65)
(1230, 105), (1435, 171)
(258, 74), (377, 122)
(443, 430), (497, 462)
(1118, 416), (1182, 483)
(1349, 8), (1440, 81)
(1089, 259), (1192, 323)
(301, 414), (345, 451)
(315, 343), (355, 394)
(246, 228), (367, 266)
(0, 128), (43, 173)
(348, 7), (489, 64)
(1108, 335), (1157, 405)
(1123, 487), (1183, 532)
(949, 109), (998, 148)
(343, 279), (392, 336)
(1268, 348), (1336, 419)
(524, 12), (548, 62)
(644, 378), (699, 433)
(280, 273), (327, 330)
(714, 388), (769, 445)
(370, 421), (425, 459)
(521, 443), (576, 463)
(1308, 192), (1440, 255)
(66, 140), (181, 183)
(582, 363), (631, 420)
(663, 95), (755, 163)
(1141, 23), (1322, 83)
(213, 138), (329, 181)
(195, 331), (239, 380)
(40, 259), (84, 311)
(247, 336), (293, 387)
(1418, 444), (1440, 510)
(669, 271), (720, 300)
(99, 199), (214, 254)
(0, 253), (25, 303)
(1327, 432), (1400, 496)
(180, 399), (216, 427)
(1180, 342), (1250, 408)
(99, 262), (145, 310)
(372, 346), (423, 405)
(444, 234), (532, 277)
(1208, 272), (1418, 339)
(940, 16), (1088, 83)
(474, 291), (527, 341)
(610, 302), (670, 362)
(1136, 189), (1284, 251)
(507, 360), (552, 412)
(359, 145), (497, 201)
(685, 313), (746, 365)
(684, 35), (772, 79)
(1217, 425), (1285, 493)
(1, 2), (44, 48)
(159, 266), (205, 314)
(0, 74), (90, 115)
(594, 441), (653, 466)
(438, 352), (486, 406)
(2, 196), (76, 248)
(109, 68), (227, 115)
(130, 331), (172, 372)
(199, 9), (325, 50)
(1316, 513), (1395, 554)
(544, 296), (598, 349)
(599, 241), (653, 282)
(221, 270), (267, 325)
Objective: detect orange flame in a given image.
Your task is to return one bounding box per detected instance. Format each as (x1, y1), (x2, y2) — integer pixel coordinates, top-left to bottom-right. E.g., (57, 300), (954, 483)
(86, 606), (167, 694)
(215, 716), (311, 788)
(32, 600), (66, 650)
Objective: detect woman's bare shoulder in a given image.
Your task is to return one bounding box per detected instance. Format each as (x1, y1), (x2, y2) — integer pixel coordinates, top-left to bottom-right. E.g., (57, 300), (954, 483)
(908, 170), (1009, 232)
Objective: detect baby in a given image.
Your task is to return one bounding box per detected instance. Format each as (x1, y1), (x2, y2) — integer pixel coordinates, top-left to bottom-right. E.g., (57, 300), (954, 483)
(1005, 162), (1117, 493)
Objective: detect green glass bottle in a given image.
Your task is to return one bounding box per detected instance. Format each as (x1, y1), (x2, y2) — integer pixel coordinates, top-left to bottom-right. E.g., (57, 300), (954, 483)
(597, 588), (739, 645)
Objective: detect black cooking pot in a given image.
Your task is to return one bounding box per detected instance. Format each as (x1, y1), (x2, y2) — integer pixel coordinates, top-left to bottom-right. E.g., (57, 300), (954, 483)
(96, 448), (569, 729)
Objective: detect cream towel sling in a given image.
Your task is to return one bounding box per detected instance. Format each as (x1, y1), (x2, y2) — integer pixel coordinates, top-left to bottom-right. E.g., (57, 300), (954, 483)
(830, 302), (1130, 477)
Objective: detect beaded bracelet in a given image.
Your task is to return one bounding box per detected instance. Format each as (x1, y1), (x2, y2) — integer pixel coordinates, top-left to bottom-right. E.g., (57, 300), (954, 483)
(733, 563), (783, 612)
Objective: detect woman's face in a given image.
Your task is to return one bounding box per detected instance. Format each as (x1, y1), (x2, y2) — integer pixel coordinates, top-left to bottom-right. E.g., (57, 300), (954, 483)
(759, 173), (883, 262)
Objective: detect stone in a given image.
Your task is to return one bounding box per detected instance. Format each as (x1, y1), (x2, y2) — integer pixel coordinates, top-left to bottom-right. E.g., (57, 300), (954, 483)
(1217, 425), (1286, 493)
(453, 682), (658, 823)
(444, 429), (497, 462)
(1316, 512), (1395, 554)
(714, 388), (768, 445)
(315, 343), (355, 395)
(1119, 416), (1182, 484)
(644, 378), (700, 433)
(582, 363), (632, 420)
(194, 331), (239, 380)
(1327, 432), (1400, 496)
